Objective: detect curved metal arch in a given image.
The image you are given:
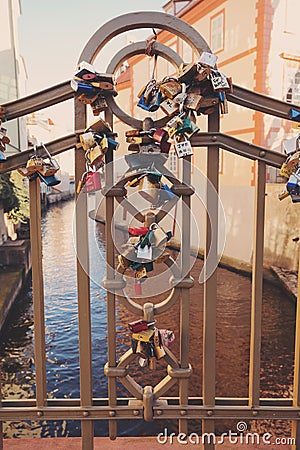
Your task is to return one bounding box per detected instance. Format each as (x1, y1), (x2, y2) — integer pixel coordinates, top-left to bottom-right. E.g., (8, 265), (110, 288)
(78, 11), (212, 65)
(106, 41), (184, 128)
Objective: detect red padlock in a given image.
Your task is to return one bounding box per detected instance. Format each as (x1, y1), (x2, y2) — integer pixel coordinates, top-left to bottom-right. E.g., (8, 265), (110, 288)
(134, 280), (142, 295)
(152, 128), (171, 154)
(84, 171), (102, 193)
(128, 226), (149, 236)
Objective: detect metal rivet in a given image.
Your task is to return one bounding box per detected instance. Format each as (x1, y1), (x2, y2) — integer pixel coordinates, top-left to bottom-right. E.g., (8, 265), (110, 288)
(207, 410), (213, 416)
(109, 410), (116, 417)
(260, 151), (266, 157)
(180, 410), (187, 416)
(252, 410), (258, 416)
(212, 136), (217, 141)
(133, 410), (140, 416)
(83, 411), (89, 417)
(156, 410), (163, 416)
(36, 411), (43, 417)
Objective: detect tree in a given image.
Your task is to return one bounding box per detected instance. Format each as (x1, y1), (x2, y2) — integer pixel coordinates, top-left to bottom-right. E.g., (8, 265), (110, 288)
(0, 171), (29, 224)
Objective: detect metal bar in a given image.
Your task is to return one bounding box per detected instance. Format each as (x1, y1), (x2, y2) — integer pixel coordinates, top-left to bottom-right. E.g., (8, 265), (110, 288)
(202, 109), (220, 450)
(104, 108), (118, 440)
(191, 133), (285, 168)
(228, 84), (300, 120)
(248, 161), (266, 407)
(74, 101), (94, 450)
(1, 81), (73, 121)
(292, 246), (300, 449)
(178, 157), (192, 435)
(0, 404), (299, 420)
(29, 178), (47, 407)
(0, 134), (77, 174)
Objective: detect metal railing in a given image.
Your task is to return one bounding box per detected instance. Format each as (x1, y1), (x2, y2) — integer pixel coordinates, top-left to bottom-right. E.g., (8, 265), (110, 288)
(0, 11), (300, 450)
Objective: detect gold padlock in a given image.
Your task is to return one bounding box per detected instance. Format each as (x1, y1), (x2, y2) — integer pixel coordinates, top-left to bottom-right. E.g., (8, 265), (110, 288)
(136, 266), (147, 280)
(132, 328), (155, 343)
(185, 93), (203, 111)
(126, 136), (143, 144)
(177, 63), (197, 83)
(153, 329), (166, 359)
(87, 145), (104, 166)
(278, 190), (290, 201)
(159, 79), (182, 99)
(279, 163), (293, 179)
(99, 137), (109, 153)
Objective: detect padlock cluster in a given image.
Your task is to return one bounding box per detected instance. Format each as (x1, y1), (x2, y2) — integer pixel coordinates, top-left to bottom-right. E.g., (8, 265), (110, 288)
(279, 135), (300, 203)
(17, 143), (61, 187)
(137, 51), (231, 117)
(129, 318), (175, 369)
(127, 169), (175, 207)
(118, 223), (172, 295)
(0, 119), (10, 161)
(71, 61), (117, 116)
(76, 118), (119, 194)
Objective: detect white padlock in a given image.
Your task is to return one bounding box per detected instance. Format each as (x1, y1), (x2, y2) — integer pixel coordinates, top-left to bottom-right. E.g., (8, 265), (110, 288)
(173, 133), (193, 158)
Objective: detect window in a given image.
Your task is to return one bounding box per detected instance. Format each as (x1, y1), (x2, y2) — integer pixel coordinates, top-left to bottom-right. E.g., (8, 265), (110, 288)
(210, 11), (224, 53)
(168, 150), (177, 173)
(285, 70), (300, 105)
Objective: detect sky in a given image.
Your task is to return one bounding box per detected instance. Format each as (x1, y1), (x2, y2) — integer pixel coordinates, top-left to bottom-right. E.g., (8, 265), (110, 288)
(18, 0), (165, 94)
(17, 0), (166, 167)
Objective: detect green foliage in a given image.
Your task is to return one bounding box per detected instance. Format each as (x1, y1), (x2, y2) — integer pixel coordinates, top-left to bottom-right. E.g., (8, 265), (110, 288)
(0, 171), (29, 224)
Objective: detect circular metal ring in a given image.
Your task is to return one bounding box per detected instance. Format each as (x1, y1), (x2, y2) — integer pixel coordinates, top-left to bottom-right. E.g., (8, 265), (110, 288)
(105, 41), (183, 129)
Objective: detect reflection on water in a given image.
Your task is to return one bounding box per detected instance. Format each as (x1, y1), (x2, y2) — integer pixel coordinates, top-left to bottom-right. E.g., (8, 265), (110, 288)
(0, 199), (296, 438)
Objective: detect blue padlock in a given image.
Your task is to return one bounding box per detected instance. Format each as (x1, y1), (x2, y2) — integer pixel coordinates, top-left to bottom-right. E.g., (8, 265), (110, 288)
(37, 172), (61, 187)
(158, 184), (176, 205)
(71, 79), (98, 99)
(107, 137), (119, 151)
(289, 108), (300, 122)
(286, 173), (300, 195)
(0, 150), (6, 161)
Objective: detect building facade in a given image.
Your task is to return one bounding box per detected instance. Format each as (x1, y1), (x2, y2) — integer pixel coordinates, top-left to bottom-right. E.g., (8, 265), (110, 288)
(111, 0), (300, 270)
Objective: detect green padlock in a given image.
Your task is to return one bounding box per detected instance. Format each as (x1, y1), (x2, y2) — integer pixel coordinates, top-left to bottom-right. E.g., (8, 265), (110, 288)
(176, 118), (199, 138)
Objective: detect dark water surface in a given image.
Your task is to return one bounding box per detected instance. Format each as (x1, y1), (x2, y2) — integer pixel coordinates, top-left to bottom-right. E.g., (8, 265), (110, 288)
(0, 199), (296, 438)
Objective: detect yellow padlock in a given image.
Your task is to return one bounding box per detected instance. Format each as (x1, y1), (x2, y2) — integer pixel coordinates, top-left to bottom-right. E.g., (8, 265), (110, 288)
(87, 145), (104, 166)
(99, 137), (109, 153)
(132, 328), (155, 343)
(80, 132), (96, 151)
(279, 163), (294, 179)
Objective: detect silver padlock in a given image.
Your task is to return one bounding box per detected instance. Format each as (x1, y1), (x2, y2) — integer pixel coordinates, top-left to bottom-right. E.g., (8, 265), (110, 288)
(173, 132), (193, 158)
(160, 98), (180, 116)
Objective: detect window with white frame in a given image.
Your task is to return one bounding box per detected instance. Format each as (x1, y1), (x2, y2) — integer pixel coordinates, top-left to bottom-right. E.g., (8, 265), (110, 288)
(285, 68), (300, 105)
(211, 11), (224, 53)
(168, 150), (177, 173)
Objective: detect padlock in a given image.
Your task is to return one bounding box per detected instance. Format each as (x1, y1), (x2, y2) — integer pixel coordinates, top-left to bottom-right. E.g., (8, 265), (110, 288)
(177, 63), (197, 83)
(286, 151), (300, 170)
(77, 93), (99, 105)
(287, 171), (300, 195)
(185, 93), (203, 111)
(128, 320), (156, 333)
(148, 90), (163, 112)
(159, 329), (175, 347)
(210, 70), (231, 92)
(137, 84), (147, 98)
(71, 79), (99, 100)
(126, 136), (143, 144)
(173, 133), (193, 158)
(37, 172), (61, 186)
(80, 132), (96, 151)
(160, 98), (180, 116)
(198, 51), (218, 68)
(177, 118), (199, 137)
(84, 171), (102, 193)
(137, 93), (152, 111)
(128, 226), (149, 236)
(152, 128), (171, 153)
(135, 265), (148, 280)
(153, 329), (165, 359)
(26, 156), (44, 174)
(218, 92), (229, 114)
(107, 137), (119, 151)
(149, 223), (168, 248)
(194, 66), (211, 82)
(126, 129), (142, 137)
(0, 150), (6, 161)
(132, 328), (155, 343)
(0, 127), (10, 145)
(138, 175), (159, 204)
(137, 244), (153, 261)
(278, 190), (290, 201)
(291, 194), (300, 203)
(87, 117), (112, 134)
(279, 162), (294, 179)
(136, 340), (149, 358)
(159, 78), (182, 99)
(139, 143), (162, 154)
(90, 96), (108, 115)
(128, 143), (140, 152)
(86, 145), (104, 167)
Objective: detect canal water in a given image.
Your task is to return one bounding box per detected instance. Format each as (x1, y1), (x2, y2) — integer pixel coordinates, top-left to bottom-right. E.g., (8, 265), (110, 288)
(0, 199), (296, 438)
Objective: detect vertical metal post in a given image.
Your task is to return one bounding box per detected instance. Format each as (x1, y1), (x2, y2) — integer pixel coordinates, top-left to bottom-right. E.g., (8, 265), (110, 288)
(74, 101), (94, 450)
(179, 157), (192, 435)
(104, 109), (117, 440)
(29, 178), (47, 407)
(248, 160), (266, 407)
(292, 246), (300, 449)
(202, 109), (219, 450)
